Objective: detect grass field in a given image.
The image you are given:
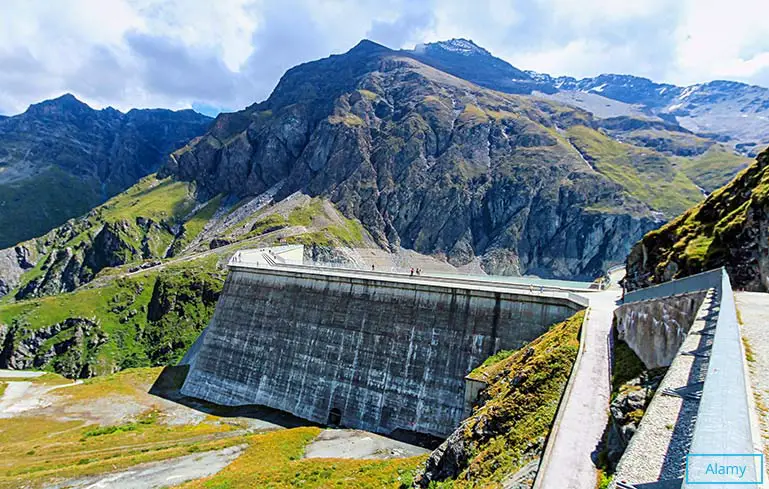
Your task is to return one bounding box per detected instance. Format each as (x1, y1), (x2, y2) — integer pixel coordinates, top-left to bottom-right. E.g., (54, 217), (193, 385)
(0, 368), (248, 489)
(0, 368), (425, 489)
(177, 428), (422, 489)
(567, 126), (703, 218)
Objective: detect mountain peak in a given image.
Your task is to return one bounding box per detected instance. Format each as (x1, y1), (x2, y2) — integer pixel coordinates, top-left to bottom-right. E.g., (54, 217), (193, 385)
(420, 38), (491, 57)
(347, 39), (390, 55)
(26, 93), (92, 117)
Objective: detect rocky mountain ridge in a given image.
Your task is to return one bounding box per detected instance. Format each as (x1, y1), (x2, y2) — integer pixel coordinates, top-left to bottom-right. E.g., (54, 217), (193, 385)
(625, 147), (769, 292)
(0, 37), (759, 378)
(162, 39), (706, 280)
(403, 39), (769, 153)
(0, 94), (212, 248)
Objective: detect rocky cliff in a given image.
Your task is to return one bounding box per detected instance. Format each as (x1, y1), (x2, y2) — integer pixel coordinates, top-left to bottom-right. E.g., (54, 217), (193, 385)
(625, 147), (769, 291)
(164, 40), (670, 280)
(0, 94), (211, 248)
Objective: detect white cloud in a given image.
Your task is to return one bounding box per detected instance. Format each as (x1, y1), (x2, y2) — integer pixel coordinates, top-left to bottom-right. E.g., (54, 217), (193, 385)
(545, 0), (667, 24)
(0, 0), (768, 116)
(670, 0), (769, 85)
(131, 0), (258, 71)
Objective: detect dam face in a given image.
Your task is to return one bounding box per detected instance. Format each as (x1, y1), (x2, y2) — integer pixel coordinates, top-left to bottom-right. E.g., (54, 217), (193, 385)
(181, 265), (584, 438)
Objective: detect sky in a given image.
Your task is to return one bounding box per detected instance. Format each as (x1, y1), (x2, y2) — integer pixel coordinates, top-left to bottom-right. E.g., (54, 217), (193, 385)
(1, 0), (768, 116)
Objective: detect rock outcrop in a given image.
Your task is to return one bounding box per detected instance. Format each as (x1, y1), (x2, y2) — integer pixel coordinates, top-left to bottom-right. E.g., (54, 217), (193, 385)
(165, 41), (660, 280)
(625, 147), (769, 291)
(0, 318), (107, 378)
(604, 369), (665, 470)
(0, 243), (37, 296)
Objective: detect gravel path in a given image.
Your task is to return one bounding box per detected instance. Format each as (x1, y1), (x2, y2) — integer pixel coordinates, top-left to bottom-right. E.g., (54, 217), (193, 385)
(44, 444), (246, 489)
(735, 292), (769, 472)
(0, 381), (33, 415)
(0, 379), (81, 418)
(304, 429), (429, 460)
(0, 369), (45, 378)
(535, 290), (619, 489)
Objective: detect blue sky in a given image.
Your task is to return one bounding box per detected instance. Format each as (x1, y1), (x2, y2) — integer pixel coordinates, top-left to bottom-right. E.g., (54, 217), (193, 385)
(0, 0), (767, 116)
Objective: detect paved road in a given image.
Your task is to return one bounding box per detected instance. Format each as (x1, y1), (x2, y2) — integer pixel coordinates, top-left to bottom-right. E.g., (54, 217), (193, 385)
(736, 292), (769, 475)
(535, 290), (619, 489)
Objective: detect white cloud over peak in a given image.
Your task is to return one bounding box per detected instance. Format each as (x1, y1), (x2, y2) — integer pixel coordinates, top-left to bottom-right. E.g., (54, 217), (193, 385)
(0, 0), (767, 116)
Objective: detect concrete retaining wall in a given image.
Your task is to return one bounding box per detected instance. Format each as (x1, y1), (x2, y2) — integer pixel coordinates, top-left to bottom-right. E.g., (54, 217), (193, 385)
(614, 291), (707, 369)
(181, 266), (582, 438)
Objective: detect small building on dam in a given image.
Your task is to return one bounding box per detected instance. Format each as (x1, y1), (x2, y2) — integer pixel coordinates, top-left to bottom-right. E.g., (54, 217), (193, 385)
(180, 246), (588, 438)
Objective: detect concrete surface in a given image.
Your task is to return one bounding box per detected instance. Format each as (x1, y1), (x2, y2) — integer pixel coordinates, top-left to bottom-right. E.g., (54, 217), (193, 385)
(44, 444), (246, 489)
(614, 291), (706, 368)
(535, 290), (619, 489)
(304, 429), (430, 460)
(182, 265), (584, 438)
(736, 291), (769, 479)
(613, 290), (716, 485)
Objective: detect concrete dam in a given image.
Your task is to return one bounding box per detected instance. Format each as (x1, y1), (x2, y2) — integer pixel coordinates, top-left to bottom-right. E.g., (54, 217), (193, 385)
(180, 247), (588, 438)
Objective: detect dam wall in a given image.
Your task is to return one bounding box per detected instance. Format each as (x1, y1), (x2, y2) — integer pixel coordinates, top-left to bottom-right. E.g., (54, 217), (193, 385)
(181, 265), (584, 438)
(614, 291), (707, 369)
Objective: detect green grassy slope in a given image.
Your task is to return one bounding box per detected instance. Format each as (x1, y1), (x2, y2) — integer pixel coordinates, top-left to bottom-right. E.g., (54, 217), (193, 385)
(625, 147), (769, 291)
(0, 255), (225, 376)
(674, 145), (752, 193)
(0, 167), (101, 248)
(9, 174), (213, 299)
(567, 126), (703, 218)
(1, 176), (376, 377)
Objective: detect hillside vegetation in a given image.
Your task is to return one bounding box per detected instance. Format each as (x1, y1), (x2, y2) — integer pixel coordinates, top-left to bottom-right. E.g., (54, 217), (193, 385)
(0, 255), (224, 376)
(415, 310), (584, 488)
(625, 147), (769, 291)
(566, 125), (702, 217)
(4, 175), (204, 301)
(0, 173), (379, 378)
(674, 145), (751, 194)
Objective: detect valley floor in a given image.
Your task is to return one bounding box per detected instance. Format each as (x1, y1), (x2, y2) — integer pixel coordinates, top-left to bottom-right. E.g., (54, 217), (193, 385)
(0, 367), (427, 489)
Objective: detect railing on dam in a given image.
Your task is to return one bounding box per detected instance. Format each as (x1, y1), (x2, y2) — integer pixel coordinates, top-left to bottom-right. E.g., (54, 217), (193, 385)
(615, 268), (761, 486)
(622, 268), (723, 304)
(229, 248), (591, 308)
